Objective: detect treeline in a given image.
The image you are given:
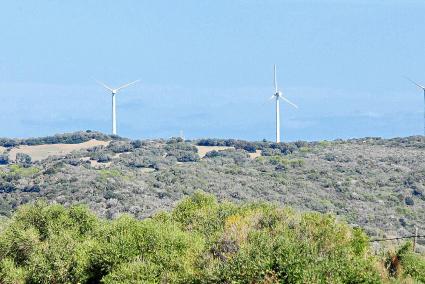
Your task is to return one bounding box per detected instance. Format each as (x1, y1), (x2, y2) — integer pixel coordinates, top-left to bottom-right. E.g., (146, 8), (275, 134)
(1, 192), (425, 283)
(196, 138), (311, 155)
(0, 131), (120, 148)
(196, 136), (425, 154)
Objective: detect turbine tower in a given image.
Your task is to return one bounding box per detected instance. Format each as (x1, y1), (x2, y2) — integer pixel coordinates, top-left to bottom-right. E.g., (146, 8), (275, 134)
(406, 77), (425, 136)
(96, 79), (140, 135)
(270, 65), (298, 143)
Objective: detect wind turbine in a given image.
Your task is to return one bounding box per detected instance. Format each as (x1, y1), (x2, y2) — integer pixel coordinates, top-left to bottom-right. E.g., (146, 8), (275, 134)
(406, 77), (425, 136)
(270, 65), (298, 143)
(96, 79), (140, 135)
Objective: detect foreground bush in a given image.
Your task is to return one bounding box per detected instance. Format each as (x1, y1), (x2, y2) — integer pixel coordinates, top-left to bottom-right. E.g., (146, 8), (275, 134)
(0, 192), (424, 283)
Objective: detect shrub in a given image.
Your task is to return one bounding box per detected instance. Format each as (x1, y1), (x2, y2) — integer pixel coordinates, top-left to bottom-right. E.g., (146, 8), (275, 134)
(0, 182), (17, 193)
(15, 153), (31, 167)
(1, 191), (425, 283)
(405, 196), (414, 206)
(0, 258), (26, 284)
(9, 165), (39, 177)
(87, 216), (203, 282)
(165, 150), (199, 162)
(131, 140), (143, 148)
(395, 242), (425, 281)
(261, 148), (282, 156)
(107, 141), (133, 153)
(242, 144), (257, 153)
(385, 242), (425, 281)
(167, 137), (184, 144)
(91, 153), (112, 163)
(0, 155), (8, 165)
(204, 149), (249, 165)
(21, 185), (41, 193)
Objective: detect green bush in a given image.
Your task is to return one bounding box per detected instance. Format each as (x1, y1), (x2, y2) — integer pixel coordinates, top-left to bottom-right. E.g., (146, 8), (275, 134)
(385, 242), (425, 281)
(1, 192), (425, 283)
(0, 258), (26, 284)
(15, 153), (32, 167)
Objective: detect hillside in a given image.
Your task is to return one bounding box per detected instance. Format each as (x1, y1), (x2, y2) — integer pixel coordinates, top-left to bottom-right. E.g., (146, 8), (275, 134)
(0, 131), (424, 241)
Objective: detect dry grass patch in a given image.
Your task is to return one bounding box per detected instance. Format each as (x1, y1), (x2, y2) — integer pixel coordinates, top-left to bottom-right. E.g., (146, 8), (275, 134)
(248, 150), (262, 159)
(8, 139), (110, 162)
(196, 146), (234, 158)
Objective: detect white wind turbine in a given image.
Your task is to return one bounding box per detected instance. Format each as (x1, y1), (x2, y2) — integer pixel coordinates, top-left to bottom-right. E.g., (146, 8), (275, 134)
(96, 79), (140, 135)
(406, 77), (425, 136)
(270, 65), (298, 143)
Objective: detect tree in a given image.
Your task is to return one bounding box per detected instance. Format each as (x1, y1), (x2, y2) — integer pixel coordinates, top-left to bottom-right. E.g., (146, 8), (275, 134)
(0, 155), (8, 165)
(15, 153), (31, 167)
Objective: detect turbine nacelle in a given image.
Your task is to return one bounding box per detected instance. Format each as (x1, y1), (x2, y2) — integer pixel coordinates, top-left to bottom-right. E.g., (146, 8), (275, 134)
(269, 88), (297, 109)
(96, 79), (140, 95)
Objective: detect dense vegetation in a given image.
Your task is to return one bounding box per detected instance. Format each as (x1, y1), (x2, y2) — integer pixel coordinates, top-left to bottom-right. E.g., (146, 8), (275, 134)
(0, 131), (118, 147)
(0, 132), (424, 248)
(1, 192), (425, 283)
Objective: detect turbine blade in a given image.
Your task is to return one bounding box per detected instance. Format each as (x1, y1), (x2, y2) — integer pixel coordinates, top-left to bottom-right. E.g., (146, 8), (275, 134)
(95, 80), (114, 92)
(274, 64), (277, 93)
(269, 95), (276, 100)
(280, 95), (298, 109)
(405, 76), (425, 90)
(116, 79), (140, 91)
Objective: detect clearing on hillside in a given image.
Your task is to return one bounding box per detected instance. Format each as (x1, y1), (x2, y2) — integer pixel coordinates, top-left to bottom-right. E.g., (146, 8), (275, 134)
(196, 146), (234, 158)
(8, 139), (110, 161)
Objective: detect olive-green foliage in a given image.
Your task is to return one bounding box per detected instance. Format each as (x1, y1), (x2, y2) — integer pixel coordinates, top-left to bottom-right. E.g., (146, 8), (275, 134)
(268, 155), (305, 169)
(1, 192), (425, 283)
(98, 169), (123, 180)
(84, 216), (203, 283)
(187, 201), (382, 283)
(0, 201), (99, 283)
(385, 242), (425, 282)
(0, 258), (26, 284)
(8, 165), (39, 177)
(171, 191), (235, 240)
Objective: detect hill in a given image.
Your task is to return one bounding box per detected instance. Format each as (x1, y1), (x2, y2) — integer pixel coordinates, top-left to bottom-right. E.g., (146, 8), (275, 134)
(0, 131), (424, 242)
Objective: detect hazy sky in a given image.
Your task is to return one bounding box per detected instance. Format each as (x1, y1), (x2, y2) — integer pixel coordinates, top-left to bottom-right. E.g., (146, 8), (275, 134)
(1, 1), (425, 141)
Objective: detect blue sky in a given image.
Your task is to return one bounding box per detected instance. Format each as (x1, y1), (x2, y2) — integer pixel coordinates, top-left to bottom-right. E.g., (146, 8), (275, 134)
(1, 0), (425, 141)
